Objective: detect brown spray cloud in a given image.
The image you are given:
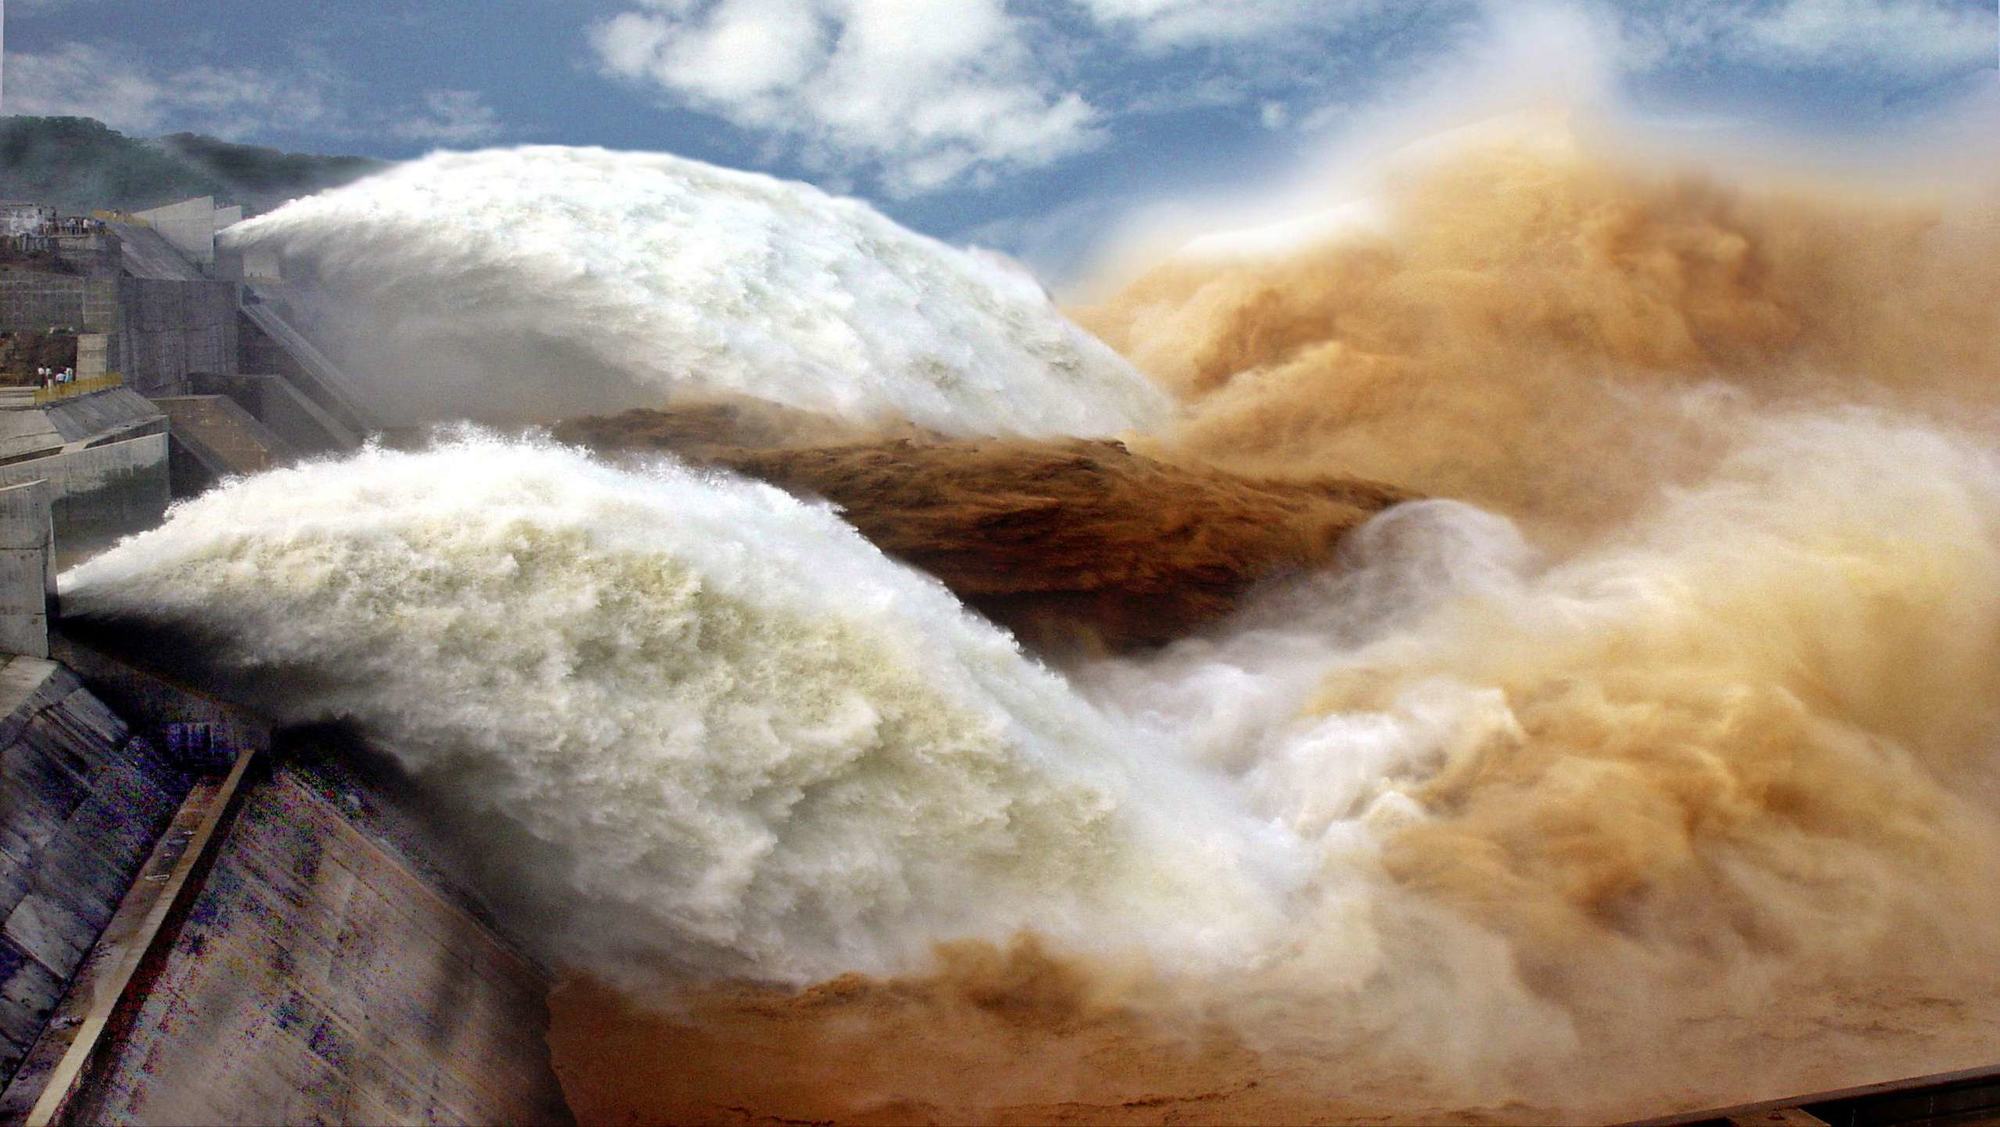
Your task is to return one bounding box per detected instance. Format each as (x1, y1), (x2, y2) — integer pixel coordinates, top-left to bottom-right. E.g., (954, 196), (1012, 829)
(1080, 123), (2000, 537)
(1084, 122), (2000, 1110)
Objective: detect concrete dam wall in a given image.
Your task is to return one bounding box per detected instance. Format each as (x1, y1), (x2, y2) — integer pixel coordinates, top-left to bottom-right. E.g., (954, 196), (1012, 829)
(0, 437), (171, 569)
(115, 279), (238, 400)
(0, 278), (119, 337)
(0, 204), (570, 1124)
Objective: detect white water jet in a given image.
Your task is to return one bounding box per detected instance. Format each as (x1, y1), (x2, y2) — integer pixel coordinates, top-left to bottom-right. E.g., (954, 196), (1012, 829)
(227, 147), (1168, 434)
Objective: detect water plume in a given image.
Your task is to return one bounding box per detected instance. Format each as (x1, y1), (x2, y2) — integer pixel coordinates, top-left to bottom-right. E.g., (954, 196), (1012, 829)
(62, 435), (1292, 985)
(225, 146), (1168, 434)
(574, 405), (2000, 1121)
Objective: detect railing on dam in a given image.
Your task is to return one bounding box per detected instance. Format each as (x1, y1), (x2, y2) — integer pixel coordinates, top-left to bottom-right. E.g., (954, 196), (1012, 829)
(29, 373), (122, 404)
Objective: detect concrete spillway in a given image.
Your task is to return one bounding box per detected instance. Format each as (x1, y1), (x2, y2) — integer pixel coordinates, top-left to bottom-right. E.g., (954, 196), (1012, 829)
(152, 395), (291, 493)
(0, 636), (573, 1125)
(235, 299), (375, 444)
(52, 751), (570, 1124)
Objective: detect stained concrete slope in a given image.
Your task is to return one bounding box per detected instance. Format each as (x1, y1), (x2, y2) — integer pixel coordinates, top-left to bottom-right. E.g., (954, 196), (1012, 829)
(0, 389), (164, 464)
(0, 657), (188, 1087)
(189, 372), (359, 456)
(106, 229), (202, 285)
(57, 758), (573, 1126)
(238, 298), (375, 440)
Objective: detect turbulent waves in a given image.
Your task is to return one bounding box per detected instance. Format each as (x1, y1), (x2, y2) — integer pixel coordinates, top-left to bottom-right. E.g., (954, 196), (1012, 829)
(62, 410), (2000, 1115)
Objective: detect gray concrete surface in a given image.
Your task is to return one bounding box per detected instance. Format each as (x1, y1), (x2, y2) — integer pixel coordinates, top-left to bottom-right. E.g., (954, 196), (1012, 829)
(0, 277), (119, 336)
(129, 201), (238, 269)
(0, 435), (170, 567)
(0, 387), (164, 464)
(0, 482), (55, 659)
(0, 657), (189, 1088)
(114, 279), (238, 399)
(55, 759), (573, 1126)
(238, 300), (378, 437)
(188, 372), (359, 455)
(106, 229), (202, 286)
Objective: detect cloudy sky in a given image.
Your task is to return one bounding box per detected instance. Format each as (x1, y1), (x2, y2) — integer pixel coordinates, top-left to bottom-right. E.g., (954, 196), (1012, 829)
(3, 1), (1995, 274)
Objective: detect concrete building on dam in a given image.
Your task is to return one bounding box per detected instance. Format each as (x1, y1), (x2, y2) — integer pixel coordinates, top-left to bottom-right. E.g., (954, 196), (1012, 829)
(0, 199), (573, 1124)
(0, 198), (370, 554)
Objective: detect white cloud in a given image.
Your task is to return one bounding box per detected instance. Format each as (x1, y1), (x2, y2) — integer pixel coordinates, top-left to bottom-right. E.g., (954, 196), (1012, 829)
(1740, 0), (1995, 71)
(2, 42), (331, 136)
(1079, 0), (1380, 49)
(591, 0), (1994, 194)
(3, 41), (507, 147)
(593, 0), (1100, 196)
(1612, 0), (1997, 75)
(588, 0), (1412, 193)
(4, 42), (169, 129)
(603, 0), (823, 102)
(391, 89), (504, 145)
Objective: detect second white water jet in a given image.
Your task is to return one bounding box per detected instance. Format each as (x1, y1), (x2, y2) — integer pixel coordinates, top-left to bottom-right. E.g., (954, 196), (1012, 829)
(62, 433), (1297, 986)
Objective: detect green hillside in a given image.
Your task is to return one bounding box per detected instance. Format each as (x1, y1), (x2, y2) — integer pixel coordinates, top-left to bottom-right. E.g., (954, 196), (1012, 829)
(0, 116), (383, 216)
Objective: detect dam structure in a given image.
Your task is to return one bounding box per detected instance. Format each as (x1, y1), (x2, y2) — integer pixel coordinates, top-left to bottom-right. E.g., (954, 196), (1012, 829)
(0, 198), (369, 550)
(0, 199), (571, 1125)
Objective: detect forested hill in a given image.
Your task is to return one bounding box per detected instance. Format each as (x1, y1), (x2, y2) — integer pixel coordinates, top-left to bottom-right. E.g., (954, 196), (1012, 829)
(0, 116), (384, 216)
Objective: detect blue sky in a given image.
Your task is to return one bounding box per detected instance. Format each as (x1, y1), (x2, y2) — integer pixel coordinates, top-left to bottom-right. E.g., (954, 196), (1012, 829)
(3, 0), (1995, 275)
